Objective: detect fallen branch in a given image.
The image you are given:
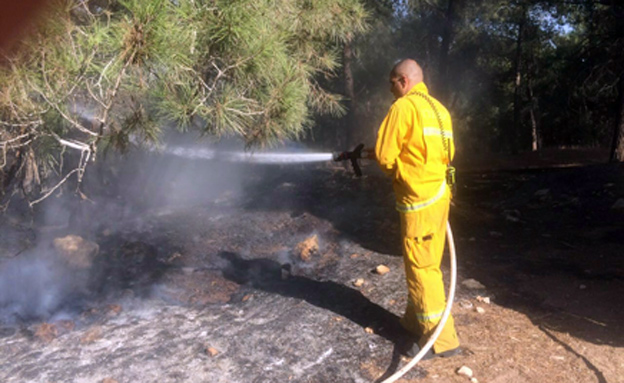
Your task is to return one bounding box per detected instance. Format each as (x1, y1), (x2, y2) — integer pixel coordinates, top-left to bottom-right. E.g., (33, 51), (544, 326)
(28, 168), (80, 207)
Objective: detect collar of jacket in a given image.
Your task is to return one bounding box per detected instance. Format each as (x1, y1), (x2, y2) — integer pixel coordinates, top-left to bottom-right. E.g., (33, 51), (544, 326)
(404, 82), (429, 97)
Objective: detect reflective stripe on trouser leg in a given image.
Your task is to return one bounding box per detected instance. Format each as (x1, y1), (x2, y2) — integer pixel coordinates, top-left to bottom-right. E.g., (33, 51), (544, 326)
(399, 193), (459, 354)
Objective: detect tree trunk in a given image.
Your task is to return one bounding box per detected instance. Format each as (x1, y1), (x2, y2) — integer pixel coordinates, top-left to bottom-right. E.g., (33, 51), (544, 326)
(512, 9), (526, 154)
(609, 71), (624, 162)
(527, 70), (541, 152)
(343, 37), (356, 148)
(437, 0), (456, 104)
(608, 2), (624, 162)
(529, 105), (539, 152)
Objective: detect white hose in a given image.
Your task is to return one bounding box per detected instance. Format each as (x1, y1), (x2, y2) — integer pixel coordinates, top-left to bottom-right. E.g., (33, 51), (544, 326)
(380, 221), (458, 383)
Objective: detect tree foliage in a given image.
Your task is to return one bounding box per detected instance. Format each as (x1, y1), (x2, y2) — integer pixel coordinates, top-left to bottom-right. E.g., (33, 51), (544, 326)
(341, 0), (623, 158)
(0, 0), (368, 207)
(2, 0), (622, 210)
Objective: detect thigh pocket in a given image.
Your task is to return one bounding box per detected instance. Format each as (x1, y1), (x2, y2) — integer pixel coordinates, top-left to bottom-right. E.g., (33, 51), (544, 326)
(404, 233), (436, 269)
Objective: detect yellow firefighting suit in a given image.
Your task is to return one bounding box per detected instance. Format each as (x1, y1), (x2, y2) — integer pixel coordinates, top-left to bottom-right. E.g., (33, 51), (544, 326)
(375, 82), (459, 354)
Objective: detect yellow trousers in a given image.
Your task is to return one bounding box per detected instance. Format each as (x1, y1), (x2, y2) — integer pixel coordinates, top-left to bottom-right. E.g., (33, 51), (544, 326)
(399, 193), (459, 354)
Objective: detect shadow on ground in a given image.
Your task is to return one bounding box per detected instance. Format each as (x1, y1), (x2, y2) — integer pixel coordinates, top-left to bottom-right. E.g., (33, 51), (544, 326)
(241, 160), (624, 349)
(218, 250), (419, 381)
(219, 251), (407, 343)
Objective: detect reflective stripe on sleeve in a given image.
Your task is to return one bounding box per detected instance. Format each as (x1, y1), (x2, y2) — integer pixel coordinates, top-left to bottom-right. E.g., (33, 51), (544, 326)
(396, 181), (447, 213)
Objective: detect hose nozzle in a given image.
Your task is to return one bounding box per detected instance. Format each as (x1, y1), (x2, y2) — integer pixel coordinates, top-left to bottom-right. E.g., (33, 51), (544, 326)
(333, 143), (365, 177)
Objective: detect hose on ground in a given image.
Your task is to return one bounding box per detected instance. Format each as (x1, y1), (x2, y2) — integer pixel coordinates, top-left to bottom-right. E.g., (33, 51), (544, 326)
(380, 221), (458, 383)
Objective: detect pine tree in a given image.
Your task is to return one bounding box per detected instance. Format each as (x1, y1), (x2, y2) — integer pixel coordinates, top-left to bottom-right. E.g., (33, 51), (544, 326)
(0, 0), (368, 207)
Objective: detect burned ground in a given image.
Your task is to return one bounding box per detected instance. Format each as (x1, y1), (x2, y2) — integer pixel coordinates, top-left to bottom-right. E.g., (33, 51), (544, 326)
(0, 149), (622, 383)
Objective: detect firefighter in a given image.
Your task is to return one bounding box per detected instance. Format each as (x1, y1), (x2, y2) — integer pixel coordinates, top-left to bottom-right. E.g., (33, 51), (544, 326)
(374, 59), (460, 359)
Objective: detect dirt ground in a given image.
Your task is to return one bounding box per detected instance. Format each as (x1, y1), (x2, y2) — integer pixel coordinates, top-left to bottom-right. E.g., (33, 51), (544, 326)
(445, 148), (624, 383)
(0, 148), (622, 383)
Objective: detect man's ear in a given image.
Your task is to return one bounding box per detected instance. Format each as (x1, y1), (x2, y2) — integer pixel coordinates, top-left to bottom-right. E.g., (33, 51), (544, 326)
(399, 75), (408, 87)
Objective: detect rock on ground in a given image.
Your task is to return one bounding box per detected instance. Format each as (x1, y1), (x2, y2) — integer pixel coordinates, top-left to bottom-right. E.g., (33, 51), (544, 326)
(53, 235), (99, 269)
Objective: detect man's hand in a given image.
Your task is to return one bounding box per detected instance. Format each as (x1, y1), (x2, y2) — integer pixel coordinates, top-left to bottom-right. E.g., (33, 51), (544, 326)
(362, 148), (376, 160)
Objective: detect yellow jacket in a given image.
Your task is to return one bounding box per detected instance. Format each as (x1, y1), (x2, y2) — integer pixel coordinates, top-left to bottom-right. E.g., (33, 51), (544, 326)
(375, 82), (455, 212)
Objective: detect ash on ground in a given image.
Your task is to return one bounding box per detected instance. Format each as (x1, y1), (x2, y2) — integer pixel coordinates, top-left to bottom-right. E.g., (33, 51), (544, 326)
(1, 152), (622, 383)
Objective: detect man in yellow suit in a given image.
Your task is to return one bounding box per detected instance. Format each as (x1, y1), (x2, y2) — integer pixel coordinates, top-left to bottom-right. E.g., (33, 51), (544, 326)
(374, 59), (460, 359)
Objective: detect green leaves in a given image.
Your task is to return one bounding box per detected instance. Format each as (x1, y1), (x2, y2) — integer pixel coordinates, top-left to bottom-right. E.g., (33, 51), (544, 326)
(173, 0), (368, 146)
(0, 0), (369, 204)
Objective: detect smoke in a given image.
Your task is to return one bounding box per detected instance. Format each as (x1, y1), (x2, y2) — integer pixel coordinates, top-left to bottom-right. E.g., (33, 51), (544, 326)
(0, 243), (91, 323)
(0, 130), (336, 324)
(30, 133), (260, 232)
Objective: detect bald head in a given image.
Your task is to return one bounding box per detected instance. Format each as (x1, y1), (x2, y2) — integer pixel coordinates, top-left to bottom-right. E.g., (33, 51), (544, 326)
(389, 59), (423, 99)
(391, 59), (423, 83)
